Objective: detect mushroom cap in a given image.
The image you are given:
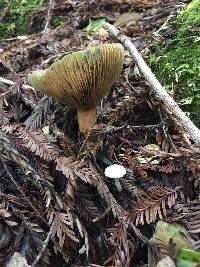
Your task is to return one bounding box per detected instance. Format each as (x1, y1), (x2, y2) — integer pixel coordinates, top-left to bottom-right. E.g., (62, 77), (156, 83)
(28, 43), (124, 110)
(28, 69), (48, 94)
(105, 164), (126, 179)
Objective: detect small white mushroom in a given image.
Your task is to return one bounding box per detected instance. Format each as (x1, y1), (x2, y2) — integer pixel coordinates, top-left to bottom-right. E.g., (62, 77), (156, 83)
(105, 164), (126, 192)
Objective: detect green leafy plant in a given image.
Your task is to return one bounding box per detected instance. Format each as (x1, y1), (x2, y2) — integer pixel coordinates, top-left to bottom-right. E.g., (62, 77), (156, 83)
(0, 0), (43, 39)
(177, 248), (200, 267)
(84, 18), (106, 34)
(149, 0), (200, 126)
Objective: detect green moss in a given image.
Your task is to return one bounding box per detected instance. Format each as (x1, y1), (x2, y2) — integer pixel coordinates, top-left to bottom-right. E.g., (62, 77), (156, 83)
(149, 0), (200, 126)
(51, 16), (65, 27)
(0, 0), (43, 39)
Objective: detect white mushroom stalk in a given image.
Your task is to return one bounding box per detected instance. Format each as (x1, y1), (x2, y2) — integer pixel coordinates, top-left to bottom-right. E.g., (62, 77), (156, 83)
(105, 164), (126, 192)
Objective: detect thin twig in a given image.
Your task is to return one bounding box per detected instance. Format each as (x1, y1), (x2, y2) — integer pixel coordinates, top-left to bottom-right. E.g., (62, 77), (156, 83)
(104, 123), (166, 133)
(161, 104), (192, 147)
(132, 148), (200, 160)
(103, 22), (200, 146)
(32, 224), (53, 267)
(158, 107), (178, 152)
(0, 77), (34, 91)
(43, 0), (54, 32)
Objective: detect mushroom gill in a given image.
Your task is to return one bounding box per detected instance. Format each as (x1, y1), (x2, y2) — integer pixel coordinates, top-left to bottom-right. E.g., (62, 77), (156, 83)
(28, 43), (124, 133)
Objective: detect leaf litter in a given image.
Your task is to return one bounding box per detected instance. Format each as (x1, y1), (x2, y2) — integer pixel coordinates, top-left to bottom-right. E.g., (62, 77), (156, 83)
(0, 0), (199, 266)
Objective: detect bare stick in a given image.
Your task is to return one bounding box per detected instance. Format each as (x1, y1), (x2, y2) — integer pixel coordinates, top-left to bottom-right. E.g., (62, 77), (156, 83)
(32, 224), (53, 267)
(43, 0), (54, 32)
(0, 76), (34, 91)
(104, 123), (166, 133)
(103, 22), (200, 146)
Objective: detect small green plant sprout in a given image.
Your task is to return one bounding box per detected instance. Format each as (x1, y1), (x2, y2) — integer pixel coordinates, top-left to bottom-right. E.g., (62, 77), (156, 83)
(179, 96), (195, 105)
(51, 16), (65, 27)
(105, 164), (126, 193)
(84, 18), (106, 34)
(177, 248), (200, 267)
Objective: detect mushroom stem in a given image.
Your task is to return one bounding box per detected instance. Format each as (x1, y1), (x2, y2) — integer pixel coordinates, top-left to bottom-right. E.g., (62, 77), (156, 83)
(77, 107), (97, 134)
(114, 179), (122, 193)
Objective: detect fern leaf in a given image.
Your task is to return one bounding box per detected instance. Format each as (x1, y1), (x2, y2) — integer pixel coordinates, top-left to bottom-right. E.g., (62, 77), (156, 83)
(75, 218), (89, 256)
(24, 96), (52, 130)
(56, 157), (125, 218)
(135, 187), (177, 225)
(48, 209), (79, 249)
(1, 123), (18, 134)
(18, 128), (59, 161)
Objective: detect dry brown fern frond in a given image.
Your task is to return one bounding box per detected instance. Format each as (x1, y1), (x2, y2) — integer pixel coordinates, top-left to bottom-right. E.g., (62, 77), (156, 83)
(132, 186), (177, 225)
(56, 156), (125, 218)
(34, 161), (54, 185)
(107, 96), (140, 125)
(0, 98), (9, 126)
(17, 127), (60, 161)
(187, 199), (200, 235)
(48, 209), (79, 250)
(56, 156), (79, 202)
(0, 132), (61, 208)
(24, 96), (52, 130)
(76, 184), (101, 222)
(2, 123), (60, 162)
(0, 201), (18, 227)
(139, 160), (182, 173)
(1, 123), (18, 134)
(106, 223), (138, 266)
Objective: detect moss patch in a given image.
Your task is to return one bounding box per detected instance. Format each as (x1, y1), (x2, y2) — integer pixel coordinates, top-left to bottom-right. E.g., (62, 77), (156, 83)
(0, 0), (43, 39)
(149, 0), (200, 126)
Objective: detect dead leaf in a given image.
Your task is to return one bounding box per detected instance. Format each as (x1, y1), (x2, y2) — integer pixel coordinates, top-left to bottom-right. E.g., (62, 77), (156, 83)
(114, 12), (143, 27)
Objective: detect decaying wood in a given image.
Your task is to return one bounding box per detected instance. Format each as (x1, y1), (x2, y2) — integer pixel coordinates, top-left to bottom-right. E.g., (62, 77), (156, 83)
(103, 22), (200, 146)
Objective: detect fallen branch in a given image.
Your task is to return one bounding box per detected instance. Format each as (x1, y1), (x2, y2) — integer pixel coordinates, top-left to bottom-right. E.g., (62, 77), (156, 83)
(103, 22), (200, 146)
(0, 76), (34, 91)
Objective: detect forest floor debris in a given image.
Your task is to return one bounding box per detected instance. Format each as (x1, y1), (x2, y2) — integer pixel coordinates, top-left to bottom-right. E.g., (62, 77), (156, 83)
(0, 0), (199, 266)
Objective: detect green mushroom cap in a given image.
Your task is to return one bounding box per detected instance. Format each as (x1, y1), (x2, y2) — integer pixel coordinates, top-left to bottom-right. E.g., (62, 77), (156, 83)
(28, 43), (124, 110)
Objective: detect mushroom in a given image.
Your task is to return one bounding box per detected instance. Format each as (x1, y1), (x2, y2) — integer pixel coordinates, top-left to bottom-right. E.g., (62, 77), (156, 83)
(28, 43), (124, 133)
(105, 164), (126, 192)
